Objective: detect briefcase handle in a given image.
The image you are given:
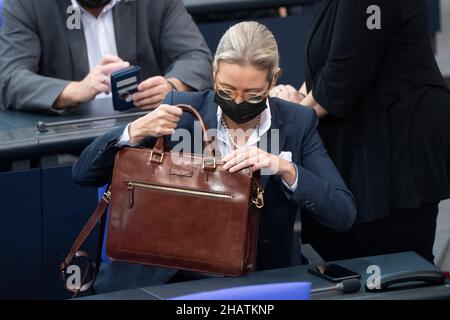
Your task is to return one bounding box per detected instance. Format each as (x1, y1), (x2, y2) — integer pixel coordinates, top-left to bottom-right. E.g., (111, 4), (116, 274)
(150, 104), (216, 165)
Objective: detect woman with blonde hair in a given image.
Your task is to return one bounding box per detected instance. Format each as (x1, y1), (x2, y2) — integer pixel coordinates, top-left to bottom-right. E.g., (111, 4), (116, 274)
(73, 21), (356, 294)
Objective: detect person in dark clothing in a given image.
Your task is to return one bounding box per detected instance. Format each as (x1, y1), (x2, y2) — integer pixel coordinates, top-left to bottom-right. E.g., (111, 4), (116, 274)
(72, 22), (357, 293)
(271, 0), (450, 262)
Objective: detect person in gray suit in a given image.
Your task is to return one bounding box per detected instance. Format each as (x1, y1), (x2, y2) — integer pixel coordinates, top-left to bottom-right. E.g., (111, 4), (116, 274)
(0, 0), (213, 113)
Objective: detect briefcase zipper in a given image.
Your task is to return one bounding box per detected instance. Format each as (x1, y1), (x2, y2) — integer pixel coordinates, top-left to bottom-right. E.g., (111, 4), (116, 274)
(127, 181), (235, 208)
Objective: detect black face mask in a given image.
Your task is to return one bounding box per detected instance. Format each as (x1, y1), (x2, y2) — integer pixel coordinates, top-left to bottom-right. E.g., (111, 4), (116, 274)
(77, 0), (111, 9)
(214, 92), (267, 124)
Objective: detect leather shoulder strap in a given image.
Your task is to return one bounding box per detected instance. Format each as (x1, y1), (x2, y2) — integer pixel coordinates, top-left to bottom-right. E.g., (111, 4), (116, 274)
(60, 192), (110, 272)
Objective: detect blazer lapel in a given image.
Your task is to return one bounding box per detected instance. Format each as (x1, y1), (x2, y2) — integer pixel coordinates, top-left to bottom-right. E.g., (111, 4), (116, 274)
(260, 98), (287, 188)
(201, 91), (219, 135)
(113, 0), (137, 64)
(197, 91), (218, 156)
(57, 0), (89, 80)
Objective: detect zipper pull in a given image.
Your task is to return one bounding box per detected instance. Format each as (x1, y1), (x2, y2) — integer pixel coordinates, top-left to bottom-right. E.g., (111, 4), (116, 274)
(127, 182), (134, 209)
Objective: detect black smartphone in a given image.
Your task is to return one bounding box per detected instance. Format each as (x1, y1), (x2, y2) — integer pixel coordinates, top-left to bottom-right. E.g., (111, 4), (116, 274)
(308, 263), (361, 283)
(111, 66), (142, 111)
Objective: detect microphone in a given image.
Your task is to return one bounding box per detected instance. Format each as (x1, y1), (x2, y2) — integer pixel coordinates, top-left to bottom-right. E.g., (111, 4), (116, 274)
(311, 278), (361, 294)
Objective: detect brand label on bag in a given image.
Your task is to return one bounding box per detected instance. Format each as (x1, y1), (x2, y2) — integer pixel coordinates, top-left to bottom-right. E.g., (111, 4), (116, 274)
(170, 169), (194, 177)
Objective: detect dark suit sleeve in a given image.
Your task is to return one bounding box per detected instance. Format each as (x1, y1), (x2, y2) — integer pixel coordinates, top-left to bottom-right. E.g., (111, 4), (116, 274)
(290, 109), (357, 231)
(72, 126), (158, 187)
(72, 91), (193, 187)
(309, 0), (393, 118)
(72, 127), (128, 188)
(0, 0), (69, 113)
(159, 0), (213, 91)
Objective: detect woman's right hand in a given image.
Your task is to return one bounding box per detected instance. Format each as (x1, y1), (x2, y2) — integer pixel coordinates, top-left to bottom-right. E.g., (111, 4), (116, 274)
(128, 104), (183, 144)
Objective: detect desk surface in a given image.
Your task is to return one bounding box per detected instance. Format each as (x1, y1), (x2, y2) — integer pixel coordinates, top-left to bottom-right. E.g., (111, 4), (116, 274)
(0, 99), (146, 163)
(80, 252), (450, 300)
(0, 98), (138, 131)
(183, 0), (314, 14)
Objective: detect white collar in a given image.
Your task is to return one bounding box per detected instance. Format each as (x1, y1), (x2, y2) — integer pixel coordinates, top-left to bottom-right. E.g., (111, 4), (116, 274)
(216, 99), (272, 147)
(71, 0), (121, 16)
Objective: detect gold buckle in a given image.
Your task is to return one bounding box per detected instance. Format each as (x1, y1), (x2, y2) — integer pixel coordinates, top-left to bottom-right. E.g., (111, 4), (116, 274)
(202, 157), (216, 170)
(148, 151), (165, 165)
(103, 190), (112, 203)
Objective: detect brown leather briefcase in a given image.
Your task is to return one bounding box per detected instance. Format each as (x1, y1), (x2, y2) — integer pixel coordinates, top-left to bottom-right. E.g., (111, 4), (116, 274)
(61, 105), (264, 293)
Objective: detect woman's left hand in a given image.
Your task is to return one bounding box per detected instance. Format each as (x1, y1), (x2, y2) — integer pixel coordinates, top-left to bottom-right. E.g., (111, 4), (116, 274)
(223, 147), (297, 186)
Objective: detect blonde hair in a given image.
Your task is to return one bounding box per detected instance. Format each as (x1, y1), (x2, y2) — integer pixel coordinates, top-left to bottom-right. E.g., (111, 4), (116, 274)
(213, 21), (279, 81)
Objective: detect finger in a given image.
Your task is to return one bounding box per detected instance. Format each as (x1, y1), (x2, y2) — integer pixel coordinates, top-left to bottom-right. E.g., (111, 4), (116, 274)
(227, 157), (256, 173)
(223, 152), (242, 170)
(159, 104), (183, 117)
(93, 77), (111, 91)
(98, 61), (130, 76)
(162, 113), (182, 123)
(252, 157), (273, 172)
(223, 147), (257, 170)
(100, 55), (123, 65)
(93, 83), (111, 95)
(158, 116), (179, 128)
(222, 149), (238, 162)
(285, 85), (298, 92)
(278, 85), (289, 94)
(138, 76), (166, 91)
(133, 85), (167, 102)
(223, 148), (247, 167)
(96, 72), (111, 85)
(164, 120), (178, 130)
(286, 88), (300, 98)
(156, 120), (178, 132)
(223, 146), (257, 164)
(269, 85), (282, 97)
(228, 153), (268, 173)
(158, 129), (176, 136)
(138, 104), (160, 111)
(273, 85), (284, 90)
(103, 76), (111, 88)
(277, 86), (292, 100)
(134, 95), (165, 108)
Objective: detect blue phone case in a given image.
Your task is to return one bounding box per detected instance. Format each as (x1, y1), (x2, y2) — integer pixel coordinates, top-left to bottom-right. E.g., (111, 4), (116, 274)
(111, 66), (142, 111)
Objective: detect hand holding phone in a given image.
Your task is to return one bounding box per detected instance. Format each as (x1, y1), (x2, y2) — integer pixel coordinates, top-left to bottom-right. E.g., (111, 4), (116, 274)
(111, 66), (142, 111)
(132, 76), (174, 110)
(54, 56), (129, 110)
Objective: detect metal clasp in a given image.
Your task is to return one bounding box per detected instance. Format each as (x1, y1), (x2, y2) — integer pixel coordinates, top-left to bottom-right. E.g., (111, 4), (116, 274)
(252, 187), (265, 209)
(202, 157), (217, 170)
(148, 151), (165, 165)
(103, 190), (112, 203)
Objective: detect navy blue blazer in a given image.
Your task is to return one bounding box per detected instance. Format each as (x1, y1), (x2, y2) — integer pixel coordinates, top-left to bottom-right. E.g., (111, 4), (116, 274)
(73, 90), (357, 270)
